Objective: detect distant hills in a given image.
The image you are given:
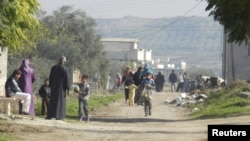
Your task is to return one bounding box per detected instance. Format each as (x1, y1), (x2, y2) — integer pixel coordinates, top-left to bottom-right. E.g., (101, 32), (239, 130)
(95, 16), (223, 75)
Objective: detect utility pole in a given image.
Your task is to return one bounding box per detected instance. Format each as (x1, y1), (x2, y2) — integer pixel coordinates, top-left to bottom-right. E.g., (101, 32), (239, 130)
(231, 43), (235, 81)
(223, 28), (228, 85)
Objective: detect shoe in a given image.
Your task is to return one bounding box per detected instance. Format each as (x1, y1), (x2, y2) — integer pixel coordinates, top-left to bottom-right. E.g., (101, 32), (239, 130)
(86, 115), (90, 122)
(78, 115), (83, 121)
(149, 111), (151, 116)
(145, 114), (148, 117)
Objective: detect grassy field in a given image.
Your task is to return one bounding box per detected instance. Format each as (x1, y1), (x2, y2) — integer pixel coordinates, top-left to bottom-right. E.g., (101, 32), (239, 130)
(0, 134), (18, 141)
(190, 81), (250, 119)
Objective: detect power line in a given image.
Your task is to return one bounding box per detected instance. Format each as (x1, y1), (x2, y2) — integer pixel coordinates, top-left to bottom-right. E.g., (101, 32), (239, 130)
(138, 1), (203, 40)
(78, 0), (171, 18)
(97, 28), (222, 32)
(85, 0), (169, 9)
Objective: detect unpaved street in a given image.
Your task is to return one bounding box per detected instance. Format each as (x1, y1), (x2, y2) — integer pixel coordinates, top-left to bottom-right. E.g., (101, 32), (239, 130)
(3, 90), (250, 141)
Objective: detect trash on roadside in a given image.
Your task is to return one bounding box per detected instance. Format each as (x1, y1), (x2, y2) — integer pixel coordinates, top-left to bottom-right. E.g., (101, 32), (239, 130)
(165, 90), (208, 107)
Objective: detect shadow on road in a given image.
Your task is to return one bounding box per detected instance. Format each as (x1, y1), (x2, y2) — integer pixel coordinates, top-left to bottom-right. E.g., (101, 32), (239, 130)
(68, 126), (207, 135)
(67, 115), (194, 123)
(91, 116), (195, 123)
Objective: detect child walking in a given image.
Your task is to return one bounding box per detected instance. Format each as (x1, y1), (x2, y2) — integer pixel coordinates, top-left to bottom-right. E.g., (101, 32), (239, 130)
(128, 80), (138, 106)
(74, 75), (90, 122)
(141, 72), (155, 117)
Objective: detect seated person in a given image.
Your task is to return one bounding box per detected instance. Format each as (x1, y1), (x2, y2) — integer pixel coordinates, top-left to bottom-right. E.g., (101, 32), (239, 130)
(5, 69), (31, 114)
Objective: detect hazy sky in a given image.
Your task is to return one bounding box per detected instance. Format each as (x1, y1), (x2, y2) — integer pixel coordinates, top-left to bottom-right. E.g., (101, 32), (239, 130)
(38, 0), (211, 18)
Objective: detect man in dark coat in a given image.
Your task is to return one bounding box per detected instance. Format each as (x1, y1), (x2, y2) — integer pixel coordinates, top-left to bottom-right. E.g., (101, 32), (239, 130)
(46, 56), (71, 120)
(169, 70), (178, 93)
(133, 66), (143, 105)
(155, 71), (165, 92)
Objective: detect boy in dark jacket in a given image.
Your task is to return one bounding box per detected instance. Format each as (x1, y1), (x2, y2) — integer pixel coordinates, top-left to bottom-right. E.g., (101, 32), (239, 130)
(38, 78), (51, 116)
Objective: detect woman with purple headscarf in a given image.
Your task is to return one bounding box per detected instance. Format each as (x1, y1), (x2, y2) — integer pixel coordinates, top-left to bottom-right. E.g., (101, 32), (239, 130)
(19, 58), (36, 119)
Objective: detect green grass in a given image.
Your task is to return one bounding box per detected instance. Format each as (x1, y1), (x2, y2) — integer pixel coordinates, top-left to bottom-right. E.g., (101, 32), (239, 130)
(189, 81), (250, 119)
(0, 134), (18, 141)
(35, 92), (124, 120)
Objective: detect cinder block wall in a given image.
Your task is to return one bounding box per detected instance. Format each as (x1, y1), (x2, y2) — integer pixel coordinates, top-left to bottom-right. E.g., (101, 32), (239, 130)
(0, 47), (8, 97)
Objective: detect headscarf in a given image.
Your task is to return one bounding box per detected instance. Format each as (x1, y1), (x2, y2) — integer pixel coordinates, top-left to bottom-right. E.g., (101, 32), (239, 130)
(142, 64), (149, 77)
(19, 58), (30, 75)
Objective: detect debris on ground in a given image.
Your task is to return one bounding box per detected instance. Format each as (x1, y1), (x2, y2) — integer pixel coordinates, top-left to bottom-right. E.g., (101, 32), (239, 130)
(165, 89), (208, 111)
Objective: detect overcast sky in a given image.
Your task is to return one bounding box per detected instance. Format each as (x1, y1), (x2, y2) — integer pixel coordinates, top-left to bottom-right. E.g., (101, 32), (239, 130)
(38, 0), (211, 18)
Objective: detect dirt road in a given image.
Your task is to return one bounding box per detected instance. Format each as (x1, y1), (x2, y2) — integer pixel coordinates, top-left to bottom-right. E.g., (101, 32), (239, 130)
(2, 90), (250, 141)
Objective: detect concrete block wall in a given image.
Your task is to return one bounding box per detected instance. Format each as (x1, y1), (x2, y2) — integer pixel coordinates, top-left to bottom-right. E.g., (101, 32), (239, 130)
(0, 47), (8, 97)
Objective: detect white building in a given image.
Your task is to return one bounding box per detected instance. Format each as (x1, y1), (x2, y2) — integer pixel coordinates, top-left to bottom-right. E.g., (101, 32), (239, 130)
(101, 38), (152, 62)
(144, 49), (152, 61)
(181, 61), (187, 70)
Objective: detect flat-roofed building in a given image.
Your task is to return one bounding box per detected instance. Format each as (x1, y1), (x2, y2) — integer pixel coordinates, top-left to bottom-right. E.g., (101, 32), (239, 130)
(101, 38), (152, 62)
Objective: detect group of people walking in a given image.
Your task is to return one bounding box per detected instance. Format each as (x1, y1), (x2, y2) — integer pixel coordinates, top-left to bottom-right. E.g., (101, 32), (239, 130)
(169, 70), (191, 93)
(120, 64), (157, 116)
(119, 64), (195, 116)
(119, 66), (193, 116)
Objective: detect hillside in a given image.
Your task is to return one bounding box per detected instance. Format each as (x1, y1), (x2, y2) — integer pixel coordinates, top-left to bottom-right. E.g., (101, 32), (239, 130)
(95, 16), (223, 76)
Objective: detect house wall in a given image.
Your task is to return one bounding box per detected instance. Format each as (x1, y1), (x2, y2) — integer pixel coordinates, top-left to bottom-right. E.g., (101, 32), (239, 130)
(225, 42), (250, 83)
(0, 47), (8, 97)
(102, 42), (134, 52)
(101, 38), (152, 62)
(144, 49), (152, 61)
(136, 49), (144, 61)
(102, 40), (139, 60)
(128, 49), (144, 61)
